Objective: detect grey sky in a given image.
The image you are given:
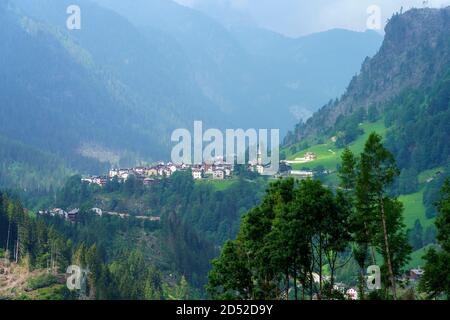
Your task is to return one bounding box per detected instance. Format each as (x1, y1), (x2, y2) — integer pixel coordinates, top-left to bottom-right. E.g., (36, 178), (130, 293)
(173, 0), (450, 37)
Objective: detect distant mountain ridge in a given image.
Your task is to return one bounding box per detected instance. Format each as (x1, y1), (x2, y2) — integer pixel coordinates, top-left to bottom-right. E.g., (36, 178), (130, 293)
(283, 6), (450, 191)
(289, 7), (450, 141)
(0, 1), (174, 188)
(0, 0), (383, 190)
(93, 0), (383, 132)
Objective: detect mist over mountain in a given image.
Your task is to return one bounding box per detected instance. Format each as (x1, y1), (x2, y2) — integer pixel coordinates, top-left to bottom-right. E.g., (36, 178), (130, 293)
(1, 0), (382, 189)
(93, 0), (383, 131)
(1, 1), (450, 302)
(285, 6), (450, 174)
(1, 2), (171, 180)
(290, 7), (450, 140)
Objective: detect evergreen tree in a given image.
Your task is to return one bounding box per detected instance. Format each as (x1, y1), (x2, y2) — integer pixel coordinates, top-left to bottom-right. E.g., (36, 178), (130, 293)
(420, 179), (450, 299)
(338, 148), (357, 191)
(207, 240), (253, 299)
(357, 133), (410, 299)
(409, 219), (424, 250)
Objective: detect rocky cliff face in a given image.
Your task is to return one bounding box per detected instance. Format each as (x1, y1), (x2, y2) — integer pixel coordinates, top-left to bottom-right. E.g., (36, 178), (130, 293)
(294, 6), (450, 141)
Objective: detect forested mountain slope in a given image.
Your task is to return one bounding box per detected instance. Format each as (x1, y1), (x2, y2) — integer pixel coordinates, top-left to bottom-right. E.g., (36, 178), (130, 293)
(93, 0), (383, 132)
(282, 6), (450, 271)
(287, 7), (450, 144)
(0, 0), (382, 191)
(0, 2), (170, 178)
(285, 7), (450, 175)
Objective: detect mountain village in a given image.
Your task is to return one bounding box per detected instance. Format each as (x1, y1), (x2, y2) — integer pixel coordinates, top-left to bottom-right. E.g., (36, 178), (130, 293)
(37, 151), (320, 224)
(78, 152), (320, 188)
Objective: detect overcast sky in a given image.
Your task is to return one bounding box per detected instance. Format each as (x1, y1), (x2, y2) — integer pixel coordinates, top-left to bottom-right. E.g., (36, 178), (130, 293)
(173, 0), (450, 37)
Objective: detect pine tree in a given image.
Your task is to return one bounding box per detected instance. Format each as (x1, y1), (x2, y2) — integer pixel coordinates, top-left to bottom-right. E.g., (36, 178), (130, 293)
(357, 133), (410, 299)
(339, 148), (357, 191)
(410, 219), (424, 250)
(420, 179), (450, 299)
(207, 240), (253, 299)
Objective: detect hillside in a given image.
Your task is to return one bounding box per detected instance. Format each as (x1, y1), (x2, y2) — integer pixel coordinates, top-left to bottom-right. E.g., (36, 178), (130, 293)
(283, 119), (437, 233)
(284, 119), (387, 171)
(0, 2), (174, 184)
(0, 0), (384, 191)
(0, 135), (72, 190)
(284, 7), (450, 196)
(288, 7), (450, 141)
(283, 6), (450, 270)
(92, 0), (383, 133)
(0, 260), (70, 300)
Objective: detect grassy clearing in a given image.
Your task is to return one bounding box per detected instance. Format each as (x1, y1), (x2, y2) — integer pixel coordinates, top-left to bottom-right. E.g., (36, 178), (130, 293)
(285, 120), (436, 235)
(287, 119), (387, 171)
(283, 120), (441, 270)
(195, 177), (238, 191)
(417, 167), (445, 184)
(399, 189), (435, 230)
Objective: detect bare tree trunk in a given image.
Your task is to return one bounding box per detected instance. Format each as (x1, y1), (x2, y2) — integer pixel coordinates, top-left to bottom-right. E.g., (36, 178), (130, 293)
(329, 254), (337, 298)
(5, 220), (11, 260)
(285, 269), (289, 300)
(380, 197), (396, 300)
(319, 235), (323, 300)
(302, 280), (305, 300)
(293, 260), (298, 300)
(370, 246), (377, 266)
(15, 238), (19, 263)
(358, 268), (365, 300)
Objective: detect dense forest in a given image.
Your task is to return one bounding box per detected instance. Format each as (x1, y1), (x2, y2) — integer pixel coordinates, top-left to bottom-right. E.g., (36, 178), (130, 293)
(54, 170), (266, 246)
(2, 135), (448, 300)
(1, 2), (449, 302)
(0, 192), (188, 299)
(0, 170), (266, 299)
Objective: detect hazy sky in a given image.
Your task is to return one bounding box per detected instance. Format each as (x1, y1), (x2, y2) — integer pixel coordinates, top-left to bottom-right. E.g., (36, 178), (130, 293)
(173, 0), (450, 37)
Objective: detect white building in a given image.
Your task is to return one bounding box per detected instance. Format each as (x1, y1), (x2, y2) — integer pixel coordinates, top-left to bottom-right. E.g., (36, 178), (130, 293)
(213, 170), (225, 180)
(290, 170), (314, 178)
(346, 288), (358, 300)
(50, 208), (67, 217)
(109, 169), (119, 178)
(120, 172), (130, 180)
(304, 152), (317, 161)
(168, 164), (177, 175)
(192, 169), (203, 180)
(91, 208), (103, 216)
(134, 167), (146, 175)
(255, 164), (265, 175)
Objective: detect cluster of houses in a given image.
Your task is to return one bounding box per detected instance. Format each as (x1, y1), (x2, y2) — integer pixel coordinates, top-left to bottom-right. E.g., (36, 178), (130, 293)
(279, 151), (318, 178)
(108, 161), (235, 181)
(404, 267), (425, 283)
(330, 267), (425, 300)
(38, 207), (161, 223)
(38, 208), (81, 222)
(81, 160), (238, 187)
(79, 150), (320, 188)
(285, 152), (318, 165)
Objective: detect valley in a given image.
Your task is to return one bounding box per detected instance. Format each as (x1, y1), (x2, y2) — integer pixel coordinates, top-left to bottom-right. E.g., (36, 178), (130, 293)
(0, 0), (449, 302)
